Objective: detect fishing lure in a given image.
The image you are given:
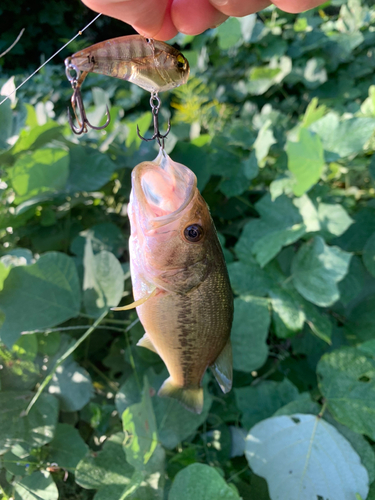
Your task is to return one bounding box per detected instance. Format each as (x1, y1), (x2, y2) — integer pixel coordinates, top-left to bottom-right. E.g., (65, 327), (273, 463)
(65, 34), (190, 142)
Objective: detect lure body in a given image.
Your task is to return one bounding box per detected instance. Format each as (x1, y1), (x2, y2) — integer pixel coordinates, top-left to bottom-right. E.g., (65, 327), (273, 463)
(124, 151), (233, 414)
(65, 35), (190, 93)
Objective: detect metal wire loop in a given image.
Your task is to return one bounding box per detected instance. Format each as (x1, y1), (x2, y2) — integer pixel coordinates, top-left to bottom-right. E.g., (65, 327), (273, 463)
(137, 92), (171, 149)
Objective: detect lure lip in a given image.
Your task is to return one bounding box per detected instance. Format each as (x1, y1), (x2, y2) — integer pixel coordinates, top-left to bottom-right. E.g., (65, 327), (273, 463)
(131, 149), (197, 231)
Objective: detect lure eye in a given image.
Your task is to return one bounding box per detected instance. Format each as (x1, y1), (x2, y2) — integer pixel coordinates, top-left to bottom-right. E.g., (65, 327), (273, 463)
(184, 224), (203, 242)
(177, 55), (186, 69)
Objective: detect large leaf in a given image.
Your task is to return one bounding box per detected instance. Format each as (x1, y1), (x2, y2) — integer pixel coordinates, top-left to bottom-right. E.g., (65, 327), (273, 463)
(292, 236), (352, 307)
(169, 463), (241, 500)
(363, 232), (375, 277)
(0, 392), (58, 454)
(311, 113), (375, 157)
(122, 377), (158, 469)
(14, 471), (58, 500)
(286, 128), (324, 196)
(83, 239), (124, 317)
(48, 357), (94, 412)
(235, 194), (305, 267)
(245, 414), (369, 500)
(235, 378), (299, 429)
(231, 296), (270, 373)
(8, 148), (69, 203)
(66, 144), (118, 193)
(150, 371), (213, 450)
(70, 222), (127, 258)
(0, 252), (81, 348)
(75, 432), (134, 495)
(317, 342), (375, 440)
(47, 423), (89, 470)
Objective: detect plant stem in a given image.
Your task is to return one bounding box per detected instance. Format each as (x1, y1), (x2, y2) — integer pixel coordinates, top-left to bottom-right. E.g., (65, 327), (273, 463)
(23, 324), (125, 334)
(24, 310), (108, 415)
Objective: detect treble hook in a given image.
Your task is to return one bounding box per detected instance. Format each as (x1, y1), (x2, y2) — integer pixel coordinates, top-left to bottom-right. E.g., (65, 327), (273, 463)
(137, 92), (171, 149)
(65, 60), (110, 135)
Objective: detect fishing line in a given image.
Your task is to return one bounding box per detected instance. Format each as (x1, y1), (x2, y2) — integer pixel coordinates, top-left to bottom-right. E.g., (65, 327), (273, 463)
(0, 12), (102, 106)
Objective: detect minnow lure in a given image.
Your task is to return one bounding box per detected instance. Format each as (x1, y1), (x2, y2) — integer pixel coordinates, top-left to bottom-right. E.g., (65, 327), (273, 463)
(64, 35), (189, 138)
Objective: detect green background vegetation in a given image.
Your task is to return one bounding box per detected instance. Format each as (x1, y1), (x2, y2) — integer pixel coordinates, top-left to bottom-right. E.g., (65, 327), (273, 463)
(1, 1), (375, 498)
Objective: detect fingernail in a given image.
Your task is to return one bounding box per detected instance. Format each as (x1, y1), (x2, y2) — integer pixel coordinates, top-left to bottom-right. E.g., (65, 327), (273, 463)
(209, 0), (229, 6)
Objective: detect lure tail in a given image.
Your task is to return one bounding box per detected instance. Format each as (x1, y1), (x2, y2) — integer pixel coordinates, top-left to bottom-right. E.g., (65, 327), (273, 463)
(158, 377), (203, 414)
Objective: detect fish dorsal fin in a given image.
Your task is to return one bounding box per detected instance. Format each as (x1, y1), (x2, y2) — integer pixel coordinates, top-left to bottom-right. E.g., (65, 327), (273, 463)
(111, 287), (157, 311)
(158, 377), (204, 414)
(137, 332), (158, 354)
(210, 339), (233, 394)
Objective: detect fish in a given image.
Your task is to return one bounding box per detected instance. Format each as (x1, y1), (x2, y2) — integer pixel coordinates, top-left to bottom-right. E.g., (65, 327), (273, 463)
(113, 150), (233, 414)
(65, 35), (190, 93)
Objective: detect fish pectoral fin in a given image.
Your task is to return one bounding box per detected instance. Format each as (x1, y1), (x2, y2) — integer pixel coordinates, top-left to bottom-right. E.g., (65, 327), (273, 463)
(111, 287), (157, 311)
(158, 377), (203, 415)
(210, 339), (233, 394)
(137, 333), (158, 354)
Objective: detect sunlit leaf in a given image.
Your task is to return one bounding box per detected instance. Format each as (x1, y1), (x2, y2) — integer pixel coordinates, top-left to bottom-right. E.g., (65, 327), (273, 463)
(245, 414), (369, 500)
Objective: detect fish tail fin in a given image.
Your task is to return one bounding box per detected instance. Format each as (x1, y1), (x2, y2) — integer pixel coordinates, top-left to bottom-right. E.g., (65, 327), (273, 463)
(158, 377), (203, 414)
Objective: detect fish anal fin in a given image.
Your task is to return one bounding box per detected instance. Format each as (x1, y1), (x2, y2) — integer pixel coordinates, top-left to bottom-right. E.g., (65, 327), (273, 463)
(111, 287), (157, 311)
(137, 332), (158, 354)
(158, 377), (203, 414)
(210, 339), (233, 394)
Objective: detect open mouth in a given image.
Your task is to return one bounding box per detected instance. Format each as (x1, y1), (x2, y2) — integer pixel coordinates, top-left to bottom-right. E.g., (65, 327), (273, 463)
(133, 151), (196, 223)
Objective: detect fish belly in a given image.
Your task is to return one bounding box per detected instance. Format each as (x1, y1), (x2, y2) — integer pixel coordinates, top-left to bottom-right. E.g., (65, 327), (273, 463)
(136, 268), (232, 389)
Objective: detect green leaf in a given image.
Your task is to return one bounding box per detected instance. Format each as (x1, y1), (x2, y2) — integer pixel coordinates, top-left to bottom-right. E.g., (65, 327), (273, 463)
(363, 232), (375, 277)
(228, 259), (273, 297)
(311, 113), (375, 157)
(0, 252), (81, 348)
(338, 256), (366, 305)
(70, 222), (127, 258)
(269, 285), (305, 333)
(169, 463), (241, 500)
(0, 392), (58, 454)
(245, 414), (369, 500)
(231, 296), (270, 373)
(235, 194), (305, 267)
(301, 97), (327, 128)
(317, 343), (375, 441)
(217, 18), (242, 50)
(75, 432), (134, 496)
(14, 471), (58, 500)
(286, 128), (324, 196)
(333, 207), (375, 252)
(292, 236), (352, 307)
(116, 374), (142, 416)
(247, 57), (292, 95)
(66, 144), (118, 193)
(151, 371), (212, 450)
(122, 377), (158, 469)
(8, 148), (69, 204)
(48, 356), (93, 412)
(0, 99), (13, 150)
(47, 423), (89, 470)
(235, 378), (299, 429)
(254, 119), (276, 166)
(83, 239), (124, 317)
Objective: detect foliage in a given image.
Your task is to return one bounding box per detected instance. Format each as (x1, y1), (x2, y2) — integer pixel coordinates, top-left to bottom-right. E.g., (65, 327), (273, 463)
(1, 1), (375, 499)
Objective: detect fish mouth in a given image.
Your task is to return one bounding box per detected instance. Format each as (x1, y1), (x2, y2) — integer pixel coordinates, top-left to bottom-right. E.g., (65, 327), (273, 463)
(132, 150), (197, 229)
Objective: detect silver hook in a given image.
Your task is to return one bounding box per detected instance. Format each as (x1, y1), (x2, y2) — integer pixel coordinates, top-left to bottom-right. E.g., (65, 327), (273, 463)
(137, 92), (171, 149)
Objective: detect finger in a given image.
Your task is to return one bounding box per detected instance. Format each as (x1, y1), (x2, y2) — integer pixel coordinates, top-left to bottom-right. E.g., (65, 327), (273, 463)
(272, 0), (324, 13)
(81, 0), (170, 38)
(208, 0), (270, 17)
(171, 0), (228, 36)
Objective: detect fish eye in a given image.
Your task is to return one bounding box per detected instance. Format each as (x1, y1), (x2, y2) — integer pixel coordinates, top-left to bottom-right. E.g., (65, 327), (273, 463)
(177, 55), (186, 69)
(184, 224), (203, 242)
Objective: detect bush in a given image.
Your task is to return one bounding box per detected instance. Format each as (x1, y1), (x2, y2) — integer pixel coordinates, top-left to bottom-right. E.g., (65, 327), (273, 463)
(1, 2), (375, 499)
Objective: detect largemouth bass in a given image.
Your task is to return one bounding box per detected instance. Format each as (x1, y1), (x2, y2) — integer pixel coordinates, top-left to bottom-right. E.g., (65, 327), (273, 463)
(65, 35), (189, 93)
(114, 150), (233, 414)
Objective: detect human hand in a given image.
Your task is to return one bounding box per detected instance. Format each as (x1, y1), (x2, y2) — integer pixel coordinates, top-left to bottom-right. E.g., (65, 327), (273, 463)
(81, 0), (325, 41)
